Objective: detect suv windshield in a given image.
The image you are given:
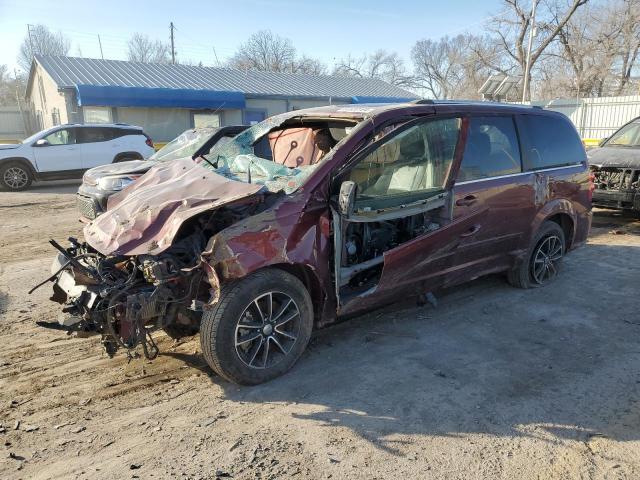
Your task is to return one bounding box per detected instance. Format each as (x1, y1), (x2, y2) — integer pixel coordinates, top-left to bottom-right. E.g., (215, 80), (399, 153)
(149, 128), (218, 162)
(606, 121), (640, 147)
(201, 114), (356, 194)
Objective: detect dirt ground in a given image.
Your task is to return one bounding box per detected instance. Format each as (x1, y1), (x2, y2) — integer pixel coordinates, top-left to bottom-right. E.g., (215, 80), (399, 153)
(0, 181), (639, 480)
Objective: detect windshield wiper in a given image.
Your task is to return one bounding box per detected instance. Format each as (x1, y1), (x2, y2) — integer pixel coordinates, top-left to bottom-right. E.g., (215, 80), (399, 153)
(199, 154), (217, 168)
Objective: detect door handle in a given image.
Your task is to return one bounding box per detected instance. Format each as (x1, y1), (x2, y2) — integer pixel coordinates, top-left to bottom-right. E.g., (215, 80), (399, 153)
(456, 195), (477, 207)
(460, 224), (481, 238)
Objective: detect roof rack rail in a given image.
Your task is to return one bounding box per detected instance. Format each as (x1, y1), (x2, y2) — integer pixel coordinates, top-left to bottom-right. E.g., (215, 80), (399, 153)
(412, 99), (434, 104)
(114, 122), (131, 126)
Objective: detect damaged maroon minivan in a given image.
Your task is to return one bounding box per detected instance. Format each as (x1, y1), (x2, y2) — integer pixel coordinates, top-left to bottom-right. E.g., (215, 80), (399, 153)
(40, 101), (592, 384)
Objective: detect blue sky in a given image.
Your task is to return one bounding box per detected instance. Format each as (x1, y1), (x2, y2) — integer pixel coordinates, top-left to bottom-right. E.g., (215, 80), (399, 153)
(0, 0), (504, 73)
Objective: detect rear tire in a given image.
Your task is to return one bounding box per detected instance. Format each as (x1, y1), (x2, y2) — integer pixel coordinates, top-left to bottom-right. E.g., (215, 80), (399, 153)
(200, 269), (313, 385)
(0, 162), (33, 191)
(508, 221), (565, 289)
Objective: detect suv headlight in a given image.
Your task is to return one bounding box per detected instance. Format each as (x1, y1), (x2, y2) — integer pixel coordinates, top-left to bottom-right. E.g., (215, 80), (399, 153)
(97, 176), (137, 191)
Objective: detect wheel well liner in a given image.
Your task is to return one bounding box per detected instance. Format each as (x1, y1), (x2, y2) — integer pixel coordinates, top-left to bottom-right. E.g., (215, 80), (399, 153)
(269, 263), (325, 325)
(546, 213), (574, 249)
(113, 151), (143, 163)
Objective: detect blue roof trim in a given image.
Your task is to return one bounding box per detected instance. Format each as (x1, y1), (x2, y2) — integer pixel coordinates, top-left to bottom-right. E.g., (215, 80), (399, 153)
(75, 84), (246, 109)
(351, 96), (415, 104)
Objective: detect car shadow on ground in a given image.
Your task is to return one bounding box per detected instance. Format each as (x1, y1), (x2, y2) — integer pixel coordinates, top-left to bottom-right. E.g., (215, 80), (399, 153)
(26, 180), (81, 195)
(166, 236), (640, 456)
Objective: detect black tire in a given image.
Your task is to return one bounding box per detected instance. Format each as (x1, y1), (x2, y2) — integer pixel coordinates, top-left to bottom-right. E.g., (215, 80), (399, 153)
(508, 221), (565, 289)
(200, 269), (313, 385)
(0, 162), (33, 191)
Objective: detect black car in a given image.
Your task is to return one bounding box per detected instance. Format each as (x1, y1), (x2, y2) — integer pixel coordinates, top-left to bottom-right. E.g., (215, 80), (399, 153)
(588, 116), (640, 214)
(76, 125), (248, 220)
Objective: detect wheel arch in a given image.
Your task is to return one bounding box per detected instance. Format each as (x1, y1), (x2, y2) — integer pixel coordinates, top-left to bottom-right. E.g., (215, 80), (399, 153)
(261, 263), (326, 327)
(546, 212), (574, 250)
(113, 151), (143, 163)
(532, 199), (577, 251)
(0, 157), (37, 177)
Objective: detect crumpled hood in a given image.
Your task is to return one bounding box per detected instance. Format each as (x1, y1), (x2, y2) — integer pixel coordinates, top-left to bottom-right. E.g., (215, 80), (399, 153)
(84, 157), (262, 256)
(587, 146), (640, 168)
(84, 160), (156, 184)
(0, 143), (22, 150)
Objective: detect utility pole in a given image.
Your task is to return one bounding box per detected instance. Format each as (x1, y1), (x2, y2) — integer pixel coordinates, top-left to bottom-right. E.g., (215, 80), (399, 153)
(27, 24), (35, 55)
(170, 22), (176, 64)
(212, 46), (220, 67)
(522, 0), (538, 103)
(98, 35), (104, 60)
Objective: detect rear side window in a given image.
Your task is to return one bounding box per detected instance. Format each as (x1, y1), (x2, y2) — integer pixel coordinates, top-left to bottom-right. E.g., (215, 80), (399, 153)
(457, 116), (521, 181)
(113, 128), (145, 139)
(518, 114), (586, 170)
(78, 127), (114, 143)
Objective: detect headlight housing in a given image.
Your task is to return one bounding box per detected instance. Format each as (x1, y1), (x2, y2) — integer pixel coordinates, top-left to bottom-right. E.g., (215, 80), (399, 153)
(97, 176), (137, 191)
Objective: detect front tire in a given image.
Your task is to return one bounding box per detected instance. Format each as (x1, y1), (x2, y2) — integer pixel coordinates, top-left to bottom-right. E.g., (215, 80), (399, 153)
(508, 221), (565, 289)
(200, 269), (313, 385)
(0, 162), (33, 191)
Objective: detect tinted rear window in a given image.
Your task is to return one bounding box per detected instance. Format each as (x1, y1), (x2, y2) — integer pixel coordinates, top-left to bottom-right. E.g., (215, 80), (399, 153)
(518, 114), (585, 171)
(458, 116), (521, 181)
(78, 127), (114, 143)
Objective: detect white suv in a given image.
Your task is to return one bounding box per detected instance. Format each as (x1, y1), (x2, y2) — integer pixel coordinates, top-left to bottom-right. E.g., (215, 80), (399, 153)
(0, 123), (155, 191)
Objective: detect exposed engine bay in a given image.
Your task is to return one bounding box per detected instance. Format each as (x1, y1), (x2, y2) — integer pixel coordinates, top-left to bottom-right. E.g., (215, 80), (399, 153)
(343, 212), (441, 266)
(42, 205), (257, 360)
(334, 193), (450, 298)
(590, 165), (640, 211)
(35, 112), (362, 361)
(591, 166), (639, 191)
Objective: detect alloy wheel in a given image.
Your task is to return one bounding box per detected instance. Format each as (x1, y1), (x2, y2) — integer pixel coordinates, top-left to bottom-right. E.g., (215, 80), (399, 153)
(234, 291), (301, 369)
(3, 166), (29, 189)
(531, 235), (564, 285)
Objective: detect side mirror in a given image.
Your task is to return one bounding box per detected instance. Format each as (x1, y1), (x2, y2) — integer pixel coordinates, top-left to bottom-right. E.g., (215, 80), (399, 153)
(34, 139), (50, 147)
(338, 181), (356, 217)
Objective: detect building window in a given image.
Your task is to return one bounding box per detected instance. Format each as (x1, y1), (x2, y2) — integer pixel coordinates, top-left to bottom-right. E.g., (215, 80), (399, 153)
(84, 106), (113, 123)
(193, 112), (221, 128)
(51, 108), (61, 126)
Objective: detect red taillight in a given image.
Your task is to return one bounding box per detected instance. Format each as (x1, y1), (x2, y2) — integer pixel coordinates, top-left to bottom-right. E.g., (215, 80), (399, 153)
(145, 135), (154, 149)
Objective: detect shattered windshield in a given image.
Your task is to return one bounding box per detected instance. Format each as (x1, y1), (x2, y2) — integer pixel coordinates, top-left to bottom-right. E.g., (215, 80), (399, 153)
(201, 114), (355, 194)
(149, 128), (217, 162)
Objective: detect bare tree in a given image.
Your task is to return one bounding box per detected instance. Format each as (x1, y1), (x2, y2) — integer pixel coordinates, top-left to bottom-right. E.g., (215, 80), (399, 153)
(127, 33), (171, 64)
(0, 65), (27, 106)
(229, 30), (296, 72)
(17, 25), (71, 72)
(291, 55), (328, 75)
(610, 0), (640, 95)
(488, 0), (590, 100)
(411, 35), (502, 99)
(532, 0), (639, 98)
(333, 50), (414, 87)
(229, 30), (326, 75)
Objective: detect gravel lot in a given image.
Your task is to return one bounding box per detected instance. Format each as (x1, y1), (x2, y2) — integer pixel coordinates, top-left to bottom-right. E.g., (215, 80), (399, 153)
(1, 182), (639, 479)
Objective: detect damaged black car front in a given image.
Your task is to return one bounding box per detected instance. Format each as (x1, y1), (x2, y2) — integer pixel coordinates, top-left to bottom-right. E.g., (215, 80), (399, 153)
(588, 116), (640, 214)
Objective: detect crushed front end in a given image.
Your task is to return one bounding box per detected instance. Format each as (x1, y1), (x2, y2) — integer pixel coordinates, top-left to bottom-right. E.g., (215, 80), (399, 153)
(47, 233), (207, 359)
(590, 165), (640, 211)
